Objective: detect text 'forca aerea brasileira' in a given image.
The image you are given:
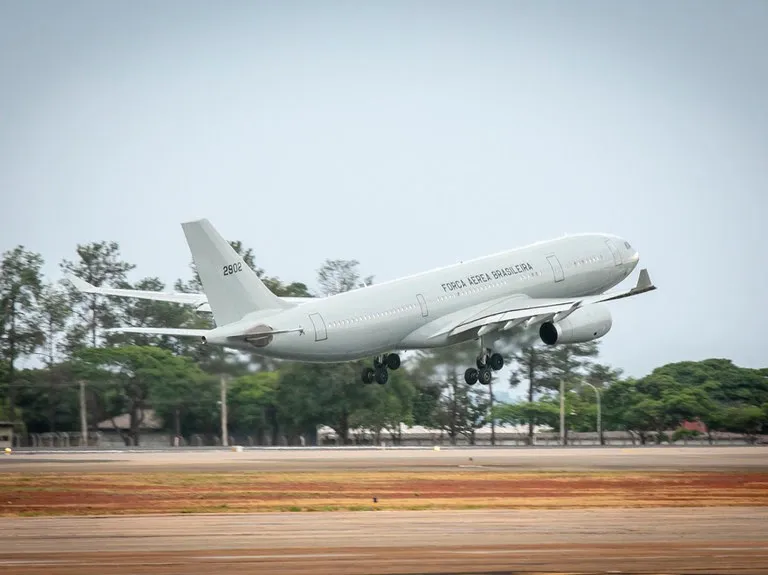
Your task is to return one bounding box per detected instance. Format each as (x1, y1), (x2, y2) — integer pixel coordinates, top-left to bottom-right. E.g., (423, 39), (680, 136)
(440, 262), (535, 292)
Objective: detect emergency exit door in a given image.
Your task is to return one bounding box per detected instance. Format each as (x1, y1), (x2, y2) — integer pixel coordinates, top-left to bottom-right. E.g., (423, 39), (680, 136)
(308, 313), (327, 341)
(416, 294), (429, 317)
(546, 255), (564, 283)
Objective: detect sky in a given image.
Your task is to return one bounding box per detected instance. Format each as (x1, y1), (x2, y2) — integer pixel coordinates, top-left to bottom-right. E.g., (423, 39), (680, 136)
(2, 0), (767, 385)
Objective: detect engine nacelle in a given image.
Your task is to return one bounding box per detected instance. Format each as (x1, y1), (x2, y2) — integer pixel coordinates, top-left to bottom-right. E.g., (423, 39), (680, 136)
(539, 304), (612, 345)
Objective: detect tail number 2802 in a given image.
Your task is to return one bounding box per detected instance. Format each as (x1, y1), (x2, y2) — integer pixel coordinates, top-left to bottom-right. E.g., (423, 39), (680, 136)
(223, 262), (243, 276)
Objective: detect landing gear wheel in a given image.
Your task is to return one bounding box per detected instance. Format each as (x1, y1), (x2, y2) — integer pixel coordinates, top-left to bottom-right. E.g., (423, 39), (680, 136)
(385, 353), (401, 370)
(478, 367), (492, 385)
(361, 367), (375, 384)
(374, 367), (389, 385)
(373, 357), (384, 369)
(476, 357), (486, 370)
(489, 353), (504, 371)
(464, 368), (479, 385)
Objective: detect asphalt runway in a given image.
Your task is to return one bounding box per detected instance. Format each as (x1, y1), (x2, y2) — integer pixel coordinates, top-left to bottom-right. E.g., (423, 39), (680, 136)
(2, 445), (767, 473)
(2, 508), (767, 574)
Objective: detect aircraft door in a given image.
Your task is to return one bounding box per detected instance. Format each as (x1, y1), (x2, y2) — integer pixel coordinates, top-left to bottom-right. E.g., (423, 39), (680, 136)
(546, 255), (564, 283)
(605, 239), (622, 266)
(308, 313), (328, 342)
(416, 294), (429, 317)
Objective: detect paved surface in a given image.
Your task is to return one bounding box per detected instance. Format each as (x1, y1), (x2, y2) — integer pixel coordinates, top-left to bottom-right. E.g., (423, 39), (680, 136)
(1, 508), (767, 574)
(3, 445), (767, 472)
(3, 447), (767, 573)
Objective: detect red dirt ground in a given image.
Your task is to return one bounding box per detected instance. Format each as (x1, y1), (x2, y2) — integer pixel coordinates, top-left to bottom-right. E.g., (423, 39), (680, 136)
(2, 470), (766, 516)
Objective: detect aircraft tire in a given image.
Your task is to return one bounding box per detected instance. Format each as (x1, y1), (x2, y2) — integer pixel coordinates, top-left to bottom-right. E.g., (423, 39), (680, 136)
(361, 367), (375, 384)
(464, 368), (478, 385)
(374, 367), (389, 385)
(478, 367), (492, 385)
(489, 353), (504, 371)
(385, 353), (401, 370)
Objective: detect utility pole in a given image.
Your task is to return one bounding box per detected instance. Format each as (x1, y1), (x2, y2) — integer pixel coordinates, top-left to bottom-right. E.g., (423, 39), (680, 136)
(583, 381), (602, 445)
(220, 374), (228, 447)
(79, 381), (88, 447)
(489, 379), (496, 446)
(559, 379), (565, 446)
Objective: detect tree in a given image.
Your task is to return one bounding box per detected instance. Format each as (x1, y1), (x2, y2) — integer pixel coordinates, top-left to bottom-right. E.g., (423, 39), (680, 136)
(352, 369), (417, 444)
(60, 241), (135, 351)
(410, 342), (491, 444)
(227, 371), (280, 445)
(507, 343), (553, 440)
(495, 398), (560, 431)
(36, 283), (72, 365)
(651, 359), (768, 409)
(317, 259), (372, 297)
(274, 361), (378, 445)
(541, 342), (599, 444)
(73, 345), (205, 446)
(722, 405), (766, 442)
(11, 363), (80, 433)
(0, 246), (45, 414)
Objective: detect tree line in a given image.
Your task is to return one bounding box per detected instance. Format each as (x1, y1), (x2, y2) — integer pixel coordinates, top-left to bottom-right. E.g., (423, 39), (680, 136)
(1, 241), (766, 446)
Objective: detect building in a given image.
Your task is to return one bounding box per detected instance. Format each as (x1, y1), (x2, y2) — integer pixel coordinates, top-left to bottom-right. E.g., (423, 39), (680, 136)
(96, 409), (168, 447)
(0, 422), (13, 449)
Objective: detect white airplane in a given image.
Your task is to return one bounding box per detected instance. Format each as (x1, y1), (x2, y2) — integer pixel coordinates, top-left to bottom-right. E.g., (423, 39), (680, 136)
(70, 219), (656, 386)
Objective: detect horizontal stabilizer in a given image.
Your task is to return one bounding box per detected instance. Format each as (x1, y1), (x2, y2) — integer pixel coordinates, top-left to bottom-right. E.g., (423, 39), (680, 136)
(235, 327), (306, 345)
(67, 273), (316, 312)
(104, 327), (210, 338)
(67, 274), (207, 306)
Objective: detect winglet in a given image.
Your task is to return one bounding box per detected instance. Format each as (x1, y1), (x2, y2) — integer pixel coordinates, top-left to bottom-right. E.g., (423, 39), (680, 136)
(635, 268), (653, 291)
(614, 268), (656, 300)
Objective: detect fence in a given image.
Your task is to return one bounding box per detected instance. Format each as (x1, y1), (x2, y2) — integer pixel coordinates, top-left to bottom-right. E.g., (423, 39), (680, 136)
(11, 429), (765, 448)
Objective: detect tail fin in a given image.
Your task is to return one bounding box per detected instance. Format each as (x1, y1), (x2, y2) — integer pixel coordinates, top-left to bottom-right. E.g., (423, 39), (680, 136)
(181, 219), (291, 325)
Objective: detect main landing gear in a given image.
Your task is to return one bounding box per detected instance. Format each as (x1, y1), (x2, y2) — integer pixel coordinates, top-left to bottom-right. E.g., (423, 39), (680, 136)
(361, 353), (401, 385)
(464, 348), (504, 386)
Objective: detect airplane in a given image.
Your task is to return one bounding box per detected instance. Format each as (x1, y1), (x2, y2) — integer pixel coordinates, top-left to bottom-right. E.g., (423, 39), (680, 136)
(70, 219), (656, 386)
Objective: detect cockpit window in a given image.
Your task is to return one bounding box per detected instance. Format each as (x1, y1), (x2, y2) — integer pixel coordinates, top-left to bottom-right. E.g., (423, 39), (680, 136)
(624, 241), (631, 249)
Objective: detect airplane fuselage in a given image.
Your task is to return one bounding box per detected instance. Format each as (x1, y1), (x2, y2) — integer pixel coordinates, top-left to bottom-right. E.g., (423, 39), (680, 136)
(207, 233), (639, 362)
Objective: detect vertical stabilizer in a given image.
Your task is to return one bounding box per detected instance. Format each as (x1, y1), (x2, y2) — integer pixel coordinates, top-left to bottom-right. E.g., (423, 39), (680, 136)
(181, 219), (290, 325)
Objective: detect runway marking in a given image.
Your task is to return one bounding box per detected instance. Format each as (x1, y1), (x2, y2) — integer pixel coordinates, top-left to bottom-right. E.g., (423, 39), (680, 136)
(198, 553), (371, 560)
(0, 561), (73, 566)
(0, 553), (371, 566)
(709, 546), (768, 551)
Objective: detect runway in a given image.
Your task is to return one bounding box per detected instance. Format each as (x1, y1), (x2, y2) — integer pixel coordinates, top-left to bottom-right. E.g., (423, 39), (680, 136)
(3, 445), (767, 473)
(2, 447), (767, 574)
(2, 508), (768, 574)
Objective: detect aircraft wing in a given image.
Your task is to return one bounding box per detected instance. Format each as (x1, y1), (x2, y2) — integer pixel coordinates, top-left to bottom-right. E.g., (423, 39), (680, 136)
(430, 268), (656, 339)
(103, 327), (211, 337)
(66, 274), (315, 311)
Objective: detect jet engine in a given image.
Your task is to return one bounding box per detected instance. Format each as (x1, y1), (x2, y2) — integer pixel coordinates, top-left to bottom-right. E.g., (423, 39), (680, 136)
(539, 304), (612, 345)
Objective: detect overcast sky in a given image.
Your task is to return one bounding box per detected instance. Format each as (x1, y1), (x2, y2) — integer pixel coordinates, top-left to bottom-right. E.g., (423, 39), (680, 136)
(2, 0), (766, 384)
